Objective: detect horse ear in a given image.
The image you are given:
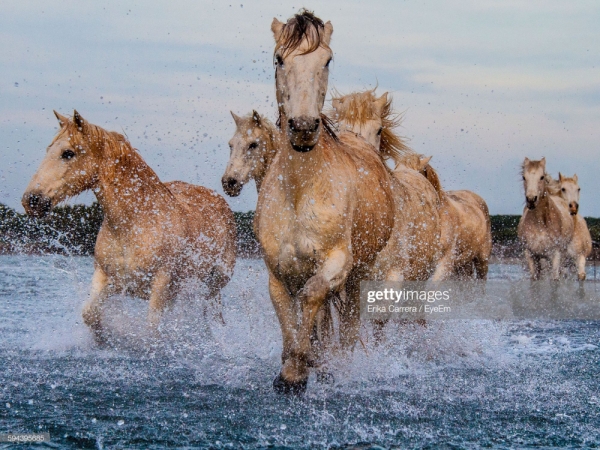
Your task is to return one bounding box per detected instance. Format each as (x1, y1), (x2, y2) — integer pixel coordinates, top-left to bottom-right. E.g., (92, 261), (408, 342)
(374, 92), (388, 114)
(558, 172), (564, 182)
(252, 110), (262, 127)
(322, 21), (334, 46)
(540, 157), (546, 168)
(73, 110), (86, 132)
(524, 157), (530, 165)
(573, 174), (578, 183)
(271, 18), (284, 41)
(53, 110), (69, 128)
(230, 111), (243, 128)
(420, 155), (432, 168)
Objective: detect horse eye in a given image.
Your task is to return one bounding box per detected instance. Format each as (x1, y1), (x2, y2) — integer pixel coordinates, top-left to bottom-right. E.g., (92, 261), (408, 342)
(249, 142), (258, 150)
(61, 149), (75, 160)
(522, 176), (526, 181)
(540, 175), (544, 180)
(325, 58), (332, 68)
(275, 55), (284, 67)
(562, 188), (566, 192)
(377, 127), (383, 136)
(578, 188), (581, 192)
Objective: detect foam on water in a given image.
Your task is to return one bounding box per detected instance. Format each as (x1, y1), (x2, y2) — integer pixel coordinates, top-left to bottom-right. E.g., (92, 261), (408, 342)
(1, 255), (599, 448)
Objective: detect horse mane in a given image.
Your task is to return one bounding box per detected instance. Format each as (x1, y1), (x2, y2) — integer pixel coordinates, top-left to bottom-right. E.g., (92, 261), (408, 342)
(393, 152), (443, 195)
(329, 89), (413, 165)
(545, 173), (561, 196)
(275, 9), (329, 58)
(422, 164), (443, 195)
(65, 120), (160, 184)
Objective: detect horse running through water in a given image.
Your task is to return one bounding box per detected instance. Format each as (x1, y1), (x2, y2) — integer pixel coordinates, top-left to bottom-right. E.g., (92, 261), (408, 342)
(331, 89), (441, 282)
(256, 11), (396, 394)
(22, 111), (237, 343)
(553, 173), (592, 280)
(517, 157), (574, 280)
(221, 110), (279, 197)
(399, 154), (492, 280)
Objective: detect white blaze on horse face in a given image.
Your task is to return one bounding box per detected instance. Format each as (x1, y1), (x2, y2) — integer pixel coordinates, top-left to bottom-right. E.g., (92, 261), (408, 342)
(273, 21), (333, 151)
(559, 173), (581, 215)
(23, 113), (99, 215)
(222, 112), (269, 196)
(522, 158), (546, 210)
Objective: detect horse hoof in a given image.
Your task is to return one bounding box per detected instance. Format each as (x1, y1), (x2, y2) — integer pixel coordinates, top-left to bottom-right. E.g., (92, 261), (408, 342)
(272, 374), (307, 396)
(316, 371), (334, 384)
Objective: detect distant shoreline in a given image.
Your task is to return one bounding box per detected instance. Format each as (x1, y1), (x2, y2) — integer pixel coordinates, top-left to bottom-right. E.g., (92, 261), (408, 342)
(1, 203), (598, 261)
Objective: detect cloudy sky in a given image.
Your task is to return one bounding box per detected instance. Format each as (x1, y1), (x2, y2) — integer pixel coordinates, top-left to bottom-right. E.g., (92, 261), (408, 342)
(1, 0), (599, 215)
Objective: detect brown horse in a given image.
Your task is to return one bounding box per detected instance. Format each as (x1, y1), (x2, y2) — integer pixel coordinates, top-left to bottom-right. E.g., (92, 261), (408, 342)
(517, 158), (574, 280)
(555, 173), (592, 280)
(257, 11), (396, 394)
(330, 90), (441, 282)
(23, 111), (237, 343)
(401, 155), (492, 280)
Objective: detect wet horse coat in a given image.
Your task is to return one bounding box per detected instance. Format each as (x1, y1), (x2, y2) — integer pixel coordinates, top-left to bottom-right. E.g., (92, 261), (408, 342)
(23, 111), (237, 342)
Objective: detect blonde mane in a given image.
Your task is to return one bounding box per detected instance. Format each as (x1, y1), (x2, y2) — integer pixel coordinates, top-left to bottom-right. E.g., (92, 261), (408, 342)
(545, 173), (561, 196)
(330, 89), (413, 165)
(274, 9), (330, 58)
(64, 118), (163, 185)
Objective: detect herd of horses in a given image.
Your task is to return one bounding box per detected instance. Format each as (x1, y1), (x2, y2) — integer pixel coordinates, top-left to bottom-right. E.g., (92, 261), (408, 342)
(21, 11), (592, 394)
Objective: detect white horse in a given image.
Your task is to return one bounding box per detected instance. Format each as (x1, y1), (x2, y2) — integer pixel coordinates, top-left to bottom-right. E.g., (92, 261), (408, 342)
(517, 158), (574, 280)
(554, 173), (592, 281)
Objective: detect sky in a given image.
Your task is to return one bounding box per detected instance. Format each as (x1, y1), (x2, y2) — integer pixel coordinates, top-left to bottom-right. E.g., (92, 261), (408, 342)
(1, 0), (599, 216)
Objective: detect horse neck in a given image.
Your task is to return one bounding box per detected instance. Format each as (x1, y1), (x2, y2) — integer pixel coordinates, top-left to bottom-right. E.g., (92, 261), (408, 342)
(254, 121), (280, 193)
(94, 145), (176, 232)
(278, 112), (330, 196)
(529, 185), (554, 225)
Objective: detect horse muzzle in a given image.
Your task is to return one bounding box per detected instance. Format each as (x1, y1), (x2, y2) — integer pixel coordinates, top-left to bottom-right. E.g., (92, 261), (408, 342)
(22, 192), (52, 218)
(569, 202), (579, 215)
(221, 176), (243, 197)
(287, 116), (320, 153)
(525, 196), (538, 210)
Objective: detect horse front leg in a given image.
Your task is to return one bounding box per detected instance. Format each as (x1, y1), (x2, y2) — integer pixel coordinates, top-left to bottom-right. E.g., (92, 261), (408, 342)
(148, 270), (176, 331)
(268, 271), (298, 365)
(524, 249), (538, 280)
(274, 248), (352, 395)
(82, 267), (114, 346)
(576, 254), (587, 282)
(551, 250), (562, 281)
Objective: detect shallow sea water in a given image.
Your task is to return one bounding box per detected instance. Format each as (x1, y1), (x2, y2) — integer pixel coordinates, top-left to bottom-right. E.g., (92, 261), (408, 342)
(1, 255), (599, 449)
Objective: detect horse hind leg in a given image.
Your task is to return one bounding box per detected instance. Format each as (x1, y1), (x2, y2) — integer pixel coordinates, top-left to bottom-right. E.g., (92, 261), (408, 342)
(310, 295), (336, 384)
(204, 265), (232, 324)
(474, 256), (489, 280)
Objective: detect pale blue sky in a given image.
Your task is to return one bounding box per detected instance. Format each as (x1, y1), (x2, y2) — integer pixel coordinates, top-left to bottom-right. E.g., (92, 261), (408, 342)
(1, 0), (599, 215)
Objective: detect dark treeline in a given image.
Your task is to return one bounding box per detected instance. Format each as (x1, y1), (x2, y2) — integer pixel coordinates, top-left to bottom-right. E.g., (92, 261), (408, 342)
(1, 203), (598, 259)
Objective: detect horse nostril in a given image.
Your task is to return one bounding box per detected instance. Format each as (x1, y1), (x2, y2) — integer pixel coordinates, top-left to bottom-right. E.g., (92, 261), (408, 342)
(310, 118), (320, 132)
(28, 194), (40, 209)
